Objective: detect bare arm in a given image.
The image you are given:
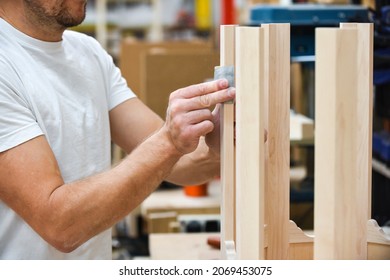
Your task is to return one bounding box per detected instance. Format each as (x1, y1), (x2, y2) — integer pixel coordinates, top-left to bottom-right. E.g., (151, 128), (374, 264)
(0, 79), (234, 253)
(110, 98), (222, 185)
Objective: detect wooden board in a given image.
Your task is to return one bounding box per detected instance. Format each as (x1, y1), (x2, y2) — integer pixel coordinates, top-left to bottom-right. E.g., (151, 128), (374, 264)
(290, 113), (314, 141)
(263, 23), (291, 260)
(314, 23), (373, 259)
(219, 25), (237, 259)
(367, 219), (390, 259)
(149, 233), (220, 260)
(340, 22), (374, 221)
(235, 26), (265, 260)
(263, 221), (314, 260)
(147, 211), (178, 233)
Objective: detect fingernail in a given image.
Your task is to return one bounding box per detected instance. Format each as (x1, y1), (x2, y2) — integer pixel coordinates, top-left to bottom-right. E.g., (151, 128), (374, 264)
(228, 87), (236, 97)
(219, 79), (228, 88)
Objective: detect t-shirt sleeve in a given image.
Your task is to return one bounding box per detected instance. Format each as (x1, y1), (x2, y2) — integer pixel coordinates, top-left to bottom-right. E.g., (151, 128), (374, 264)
(0, 73), (43, 152)
(107, 56), (137, 111)
(85, 36), (137, 111)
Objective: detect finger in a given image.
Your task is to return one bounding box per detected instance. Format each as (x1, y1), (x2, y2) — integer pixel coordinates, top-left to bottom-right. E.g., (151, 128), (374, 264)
(210, 103), (221, 128)
(212, 103), (221, 119)
(174, 79), (229, 99)
(197, 87), (235, 109)
(184, 109), (213, 125)
(189, 120), (215, 137)
(170, 87), (235, 112)
(182, 87), (236, 111)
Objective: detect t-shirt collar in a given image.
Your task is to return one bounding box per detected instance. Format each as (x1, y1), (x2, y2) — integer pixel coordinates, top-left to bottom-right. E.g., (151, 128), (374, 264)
(0, 17), (63, 52)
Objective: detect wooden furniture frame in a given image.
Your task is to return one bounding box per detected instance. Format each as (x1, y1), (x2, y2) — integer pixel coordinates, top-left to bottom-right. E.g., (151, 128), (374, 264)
(220, 23), (390, 260)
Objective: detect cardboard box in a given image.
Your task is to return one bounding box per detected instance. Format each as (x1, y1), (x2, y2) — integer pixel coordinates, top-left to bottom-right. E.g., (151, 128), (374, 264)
(119, 39), (217, 111)
(140, 48), (219, 118)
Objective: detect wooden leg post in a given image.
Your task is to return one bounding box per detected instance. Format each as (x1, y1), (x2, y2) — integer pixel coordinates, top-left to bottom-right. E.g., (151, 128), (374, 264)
(263, 23), (291, 260)
(235, 25), (266, 260)
(220, 24), (237, 259)
(220, 22), (390, 261)
(314, 22), (390, 260)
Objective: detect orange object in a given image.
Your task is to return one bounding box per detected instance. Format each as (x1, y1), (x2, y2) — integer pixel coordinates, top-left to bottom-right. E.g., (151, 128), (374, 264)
(184, 183), (208, 197)
(207, 236), (221, 249)
(221, 0), (236, 25)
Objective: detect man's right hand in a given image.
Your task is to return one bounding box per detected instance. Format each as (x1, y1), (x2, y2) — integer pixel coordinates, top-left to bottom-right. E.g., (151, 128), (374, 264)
(163, 79), (235, 155)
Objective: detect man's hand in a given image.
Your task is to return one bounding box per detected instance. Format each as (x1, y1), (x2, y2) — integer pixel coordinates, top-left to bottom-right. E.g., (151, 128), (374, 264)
(204, 103), (222, 155)
(164, 79), (235, 155)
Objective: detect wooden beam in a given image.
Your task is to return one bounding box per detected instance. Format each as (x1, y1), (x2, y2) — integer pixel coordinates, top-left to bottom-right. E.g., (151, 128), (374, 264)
(220, 24), (237, 259)
(340, 23), (374, 220)
(235, 26), (265, 259)
(314, 23), (373, 259)
(263, 23), (291, 260)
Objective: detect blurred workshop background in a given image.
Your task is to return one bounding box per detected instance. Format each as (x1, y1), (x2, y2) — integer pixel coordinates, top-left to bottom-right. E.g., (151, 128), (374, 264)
(72, 0), (390, 260)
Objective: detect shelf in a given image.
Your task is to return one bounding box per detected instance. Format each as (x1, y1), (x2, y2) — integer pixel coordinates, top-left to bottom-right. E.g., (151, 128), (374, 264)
(372, 158), (390, 179)
(290, 137), (314, 146)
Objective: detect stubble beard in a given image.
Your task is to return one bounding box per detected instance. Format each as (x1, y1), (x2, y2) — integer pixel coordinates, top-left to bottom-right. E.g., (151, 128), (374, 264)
(24, 0), (87, 30)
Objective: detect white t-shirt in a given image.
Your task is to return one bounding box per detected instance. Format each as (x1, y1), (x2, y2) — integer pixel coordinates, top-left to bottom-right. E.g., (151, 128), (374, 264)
(0, 18), (136, 259)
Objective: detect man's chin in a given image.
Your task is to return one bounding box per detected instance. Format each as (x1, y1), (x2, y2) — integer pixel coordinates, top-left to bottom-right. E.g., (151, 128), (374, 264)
(58, 11), (86, 29)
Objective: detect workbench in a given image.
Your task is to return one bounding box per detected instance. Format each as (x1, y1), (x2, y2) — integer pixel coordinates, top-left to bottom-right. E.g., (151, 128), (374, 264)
(141, 180), (221, 234)
(140, 164), (309, 234)
(149, 233), (220, 260)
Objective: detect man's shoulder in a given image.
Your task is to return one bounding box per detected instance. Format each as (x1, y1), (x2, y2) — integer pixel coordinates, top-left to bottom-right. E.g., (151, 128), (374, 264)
(0, 31), (27, 74)
(0, 52), (19, 81)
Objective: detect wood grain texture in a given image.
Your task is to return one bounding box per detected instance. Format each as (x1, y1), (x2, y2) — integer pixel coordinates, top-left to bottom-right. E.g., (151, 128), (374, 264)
(314, 24), (373, 259)
(340, 23), (374, 220)
(263, 23), (291, 260)
(264, 221), (314, 259)
(220, 25), (237, 259)
(235, 26), (265, 260)
(367, 220), (390, 259)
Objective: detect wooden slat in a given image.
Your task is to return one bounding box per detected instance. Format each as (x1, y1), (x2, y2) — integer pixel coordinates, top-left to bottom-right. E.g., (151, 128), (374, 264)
(367, 220), (390, 245)
(340, 22), (374, 221)
(235, 26), (265, 259)
(367, 220), (390, 259)
(314, 24), (372, 259)
(220, 24), (237, 259)
(262, 23), (291, 260)
(264, 221), (314, 259)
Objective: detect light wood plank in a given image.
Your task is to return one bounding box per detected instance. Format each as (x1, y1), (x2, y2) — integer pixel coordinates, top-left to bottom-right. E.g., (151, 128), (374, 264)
(287, 243), (313, 260)
(263, 221), (314, 259)
(263, 23), (291, 260)
(314, 24), (372, 259)
(340, 22), (374, 222)
(150, 233), (220, 260)
(235, 26), (265, 260)
(367, 220), (390, 259)
(219, 25), (237, 259)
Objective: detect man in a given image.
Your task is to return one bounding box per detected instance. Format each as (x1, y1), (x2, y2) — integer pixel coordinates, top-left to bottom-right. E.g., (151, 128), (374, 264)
(0, 0), (235, 259)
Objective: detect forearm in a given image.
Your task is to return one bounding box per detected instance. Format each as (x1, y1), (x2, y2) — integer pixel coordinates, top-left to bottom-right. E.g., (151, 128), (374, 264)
(166, 137), (220, 186)
(46, 128), (182, 252)
(26, 78), (233, 252)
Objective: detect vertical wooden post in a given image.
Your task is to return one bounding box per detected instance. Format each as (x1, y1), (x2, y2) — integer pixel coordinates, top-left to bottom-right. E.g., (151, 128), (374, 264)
(235, 26), (266, 259)
(220, 25), (237, 259)
(340, 23), (374, 221)
(314, 23), (373, 259)
(263, 23), (291, 260)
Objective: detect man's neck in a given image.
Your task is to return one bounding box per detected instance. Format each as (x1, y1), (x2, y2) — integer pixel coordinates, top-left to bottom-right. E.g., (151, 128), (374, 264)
(0, 3), (64, 42)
